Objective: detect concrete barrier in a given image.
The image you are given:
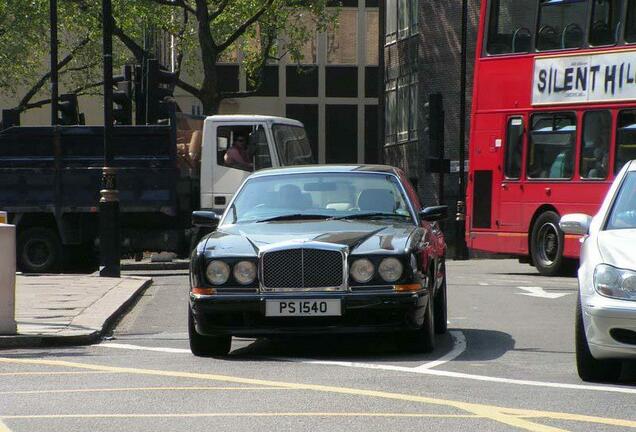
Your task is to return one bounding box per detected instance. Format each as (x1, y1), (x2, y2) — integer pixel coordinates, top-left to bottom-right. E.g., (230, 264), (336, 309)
(0, 223), (17, 334)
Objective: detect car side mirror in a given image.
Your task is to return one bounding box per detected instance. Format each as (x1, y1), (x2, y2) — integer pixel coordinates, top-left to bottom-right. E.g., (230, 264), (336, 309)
(559, 213), (592, 236)
(420, 205), (448, 222)
(192, 211), (221, 229)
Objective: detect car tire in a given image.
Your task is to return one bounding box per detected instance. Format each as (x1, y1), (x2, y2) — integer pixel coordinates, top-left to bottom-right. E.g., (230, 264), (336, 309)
(434, 266), (448, 335)
(575, 297), (621, 382)
(188, 308), (232, 357)
(17, 227), (63, 273)
(530, 211), (565, 276)
(406, 290), (436, 354)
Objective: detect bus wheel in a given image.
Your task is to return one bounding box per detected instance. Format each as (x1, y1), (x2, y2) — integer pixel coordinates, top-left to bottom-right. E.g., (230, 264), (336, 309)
(530, 211), (564, 276)
(17, 227), (63, 273)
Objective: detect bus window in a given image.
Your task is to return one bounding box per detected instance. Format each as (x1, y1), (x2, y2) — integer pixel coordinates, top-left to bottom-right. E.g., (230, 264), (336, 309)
(627, 0), (636, 42)
(486, 0), (536, 54)
(537, 0), (587, 51)
(580, 111), (611, 179)
(616, 110), (636, 173)
(527, 113), (576, 179)
(504, 118), (524, 179)
(589, 0), (622, 46)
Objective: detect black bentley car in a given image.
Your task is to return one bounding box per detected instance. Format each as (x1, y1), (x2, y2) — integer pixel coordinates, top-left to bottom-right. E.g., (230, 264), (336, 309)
(188, 165), (448, 356)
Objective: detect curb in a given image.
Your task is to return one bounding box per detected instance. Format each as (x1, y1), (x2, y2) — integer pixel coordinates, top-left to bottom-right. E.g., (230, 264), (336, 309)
(121, 261), (189, 271)
(0, 278), (152, 349)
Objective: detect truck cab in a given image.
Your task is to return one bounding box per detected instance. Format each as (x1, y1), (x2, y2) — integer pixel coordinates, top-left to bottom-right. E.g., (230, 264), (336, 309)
(199, 115), (313, 212)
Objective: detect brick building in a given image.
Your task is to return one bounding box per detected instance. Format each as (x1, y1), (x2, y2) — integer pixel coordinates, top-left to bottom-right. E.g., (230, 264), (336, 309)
(383, 0), (481, 216)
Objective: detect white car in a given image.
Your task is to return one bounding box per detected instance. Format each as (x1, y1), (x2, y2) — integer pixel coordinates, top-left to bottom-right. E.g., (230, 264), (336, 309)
(560, 160), (636, 382)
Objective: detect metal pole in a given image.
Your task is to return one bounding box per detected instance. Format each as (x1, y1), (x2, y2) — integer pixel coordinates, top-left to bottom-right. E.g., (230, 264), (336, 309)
(99, 0), (120, 277)
(377, 0), (386, 164)
(50, 0), (58, 125)
(455, 0), (469, 260)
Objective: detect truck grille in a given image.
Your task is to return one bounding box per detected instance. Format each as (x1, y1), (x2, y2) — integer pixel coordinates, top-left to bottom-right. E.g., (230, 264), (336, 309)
(261, 247), (344, 290)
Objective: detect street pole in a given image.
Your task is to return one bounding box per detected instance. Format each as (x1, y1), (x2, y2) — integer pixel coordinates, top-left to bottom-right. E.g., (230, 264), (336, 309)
(50, 0), (58, 125)
(99, 0), (120, 277)
(455, 0), (469, 260)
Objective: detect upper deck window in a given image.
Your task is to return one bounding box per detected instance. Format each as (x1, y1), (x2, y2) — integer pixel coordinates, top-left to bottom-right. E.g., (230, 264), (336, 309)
(537, 0), (587, 51)
(589, 0), (622, 46)
(486, 0), (536, 54)
(626, 0), (636, 42)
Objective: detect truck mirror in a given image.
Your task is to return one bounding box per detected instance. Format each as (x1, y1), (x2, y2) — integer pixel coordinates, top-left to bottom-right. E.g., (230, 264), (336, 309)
(192, 211), (221, 229)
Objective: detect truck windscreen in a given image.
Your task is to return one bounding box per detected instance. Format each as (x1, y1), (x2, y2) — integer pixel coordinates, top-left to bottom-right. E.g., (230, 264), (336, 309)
(272, 124), (314, 165)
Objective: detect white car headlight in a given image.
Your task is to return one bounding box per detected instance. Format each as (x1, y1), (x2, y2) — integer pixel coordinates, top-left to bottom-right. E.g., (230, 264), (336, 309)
(594, 264), (636, 300)
(233, 261), (257, 285)
(378, 257), (403, 283)
(350, 259), (375, 283)
(206, 260), (230, 285)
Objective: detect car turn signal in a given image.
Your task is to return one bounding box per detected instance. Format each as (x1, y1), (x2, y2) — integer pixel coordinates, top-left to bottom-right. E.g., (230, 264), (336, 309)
(393, 284), (421, 292)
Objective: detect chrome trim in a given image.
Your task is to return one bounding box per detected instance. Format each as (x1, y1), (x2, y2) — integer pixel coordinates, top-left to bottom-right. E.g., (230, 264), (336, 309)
(258, 240), (349, 292)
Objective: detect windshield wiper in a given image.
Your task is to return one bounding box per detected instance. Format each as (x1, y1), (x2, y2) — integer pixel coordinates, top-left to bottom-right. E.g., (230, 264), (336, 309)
(332, 212), (411, 221)
(253, 214), (332, 223)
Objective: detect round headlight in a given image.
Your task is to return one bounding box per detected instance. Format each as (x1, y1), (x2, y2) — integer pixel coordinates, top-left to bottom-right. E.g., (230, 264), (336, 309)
(378, 257), (403, 283)
(350, 259), (375, 283)
(233, 261), (257, 285)
(206, 260), (230, 285)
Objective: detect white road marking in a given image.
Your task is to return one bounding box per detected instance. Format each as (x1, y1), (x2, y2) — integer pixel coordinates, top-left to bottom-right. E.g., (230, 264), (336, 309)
(413, 331), (467, 371)
(478, 282), (489, 286)
(517, 286), (571, 299)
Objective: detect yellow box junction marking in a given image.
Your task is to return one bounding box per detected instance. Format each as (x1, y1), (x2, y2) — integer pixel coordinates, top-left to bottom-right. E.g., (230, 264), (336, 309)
(0, 357), (635, 432)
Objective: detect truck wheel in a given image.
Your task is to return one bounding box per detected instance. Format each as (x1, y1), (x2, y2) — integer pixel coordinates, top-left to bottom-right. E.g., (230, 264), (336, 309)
(530, 211), (564, 276)
(17, 227), (63, 273)
(575, 297), (621, 382)
(188, 308), (231, 357)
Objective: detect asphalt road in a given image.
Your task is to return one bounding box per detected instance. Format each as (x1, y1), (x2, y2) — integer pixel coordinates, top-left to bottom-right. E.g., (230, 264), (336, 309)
(1, 259), (635, 432)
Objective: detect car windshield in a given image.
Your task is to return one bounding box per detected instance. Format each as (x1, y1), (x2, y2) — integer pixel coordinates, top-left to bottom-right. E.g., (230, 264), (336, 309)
(272, 124), (315, 165)
(606, 172), (636, 230)
(226, 172), (413, 224)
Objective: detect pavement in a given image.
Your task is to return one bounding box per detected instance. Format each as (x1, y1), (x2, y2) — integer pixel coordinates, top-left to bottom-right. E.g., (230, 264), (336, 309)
(0, 274), (152, 348)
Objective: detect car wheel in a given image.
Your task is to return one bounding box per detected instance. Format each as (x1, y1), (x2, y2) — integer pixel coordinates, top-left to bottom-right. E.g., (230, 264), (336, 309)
(405, 289), (436, 354)
(575, 297), (621, 382)
(530, 211), (565, 276)
(17, 227), (63, 273)
(188, 308), (231, 357)
(434, 268), (448, 335)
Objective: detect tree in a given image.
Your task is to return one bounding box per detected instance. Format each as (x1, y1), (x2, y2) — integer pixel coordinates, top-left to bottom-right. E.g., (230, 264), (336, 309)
(0, 0), (338, 117)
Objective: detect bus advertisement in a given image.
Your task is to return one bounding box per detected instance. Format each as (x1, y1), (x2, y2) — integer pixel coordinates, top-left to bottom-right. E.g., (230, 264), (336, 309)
(466, 0), (636, 275)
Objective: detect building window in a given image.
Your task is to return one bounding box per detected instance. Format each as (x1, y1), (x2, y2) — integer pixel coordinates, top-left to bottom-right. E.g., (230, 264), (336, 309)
(411, 0), (419, 32)
(408, 74), (418, 140)
(625, 0), (636, 42)
(328, 9), (358, 64)
(326, 105), (358, 163)
(398, 0), (410, 39)
(486, 0), (535, 55)
(589, 0), (622, 46)
(397, 76), (409, 142)
(536, 0), (587, 51)
(286, 66), (319, 97)
(385, 80), (397, 145)
(580, 111), (611, 179)
(386, 0), (397, 44)
(326, 66), (358, 97)
(366, 9), (380, 65)
(527, 113), (576, 179)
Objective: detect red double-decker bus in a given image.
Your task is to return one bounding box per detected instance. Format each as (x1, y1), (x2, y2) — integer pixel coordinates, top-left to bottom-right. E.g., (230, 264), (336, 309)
(466, 0), (636, 275)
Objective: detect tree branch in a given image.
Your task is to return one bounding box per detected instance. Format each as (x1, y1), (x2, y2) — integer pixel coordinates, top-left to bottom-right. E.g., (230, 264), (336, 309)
(148, 0), (195, 14)
(217, 0), (275, 52)
(209, 0), (230, 22)
(16, 36), (91, 112)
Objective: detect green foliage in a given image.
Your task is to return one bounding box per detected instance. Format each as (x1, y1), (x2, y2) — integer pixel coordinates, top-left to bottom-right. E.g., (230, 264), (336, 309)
(0, 0), (338, 113)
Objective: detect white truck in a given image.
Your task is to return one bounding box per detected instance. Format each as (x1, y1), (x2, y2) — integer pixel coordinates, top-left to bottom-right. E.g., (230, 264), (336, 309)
(0, 114), (313, 272)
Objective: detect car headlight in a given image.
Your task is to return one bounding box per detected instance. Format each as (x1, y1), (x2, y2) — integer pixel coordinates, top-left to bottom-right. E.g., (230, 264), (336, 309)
(378, 257), (403, 283)
(350, 258), (375, 283)
(206, 260), (230, 285)
(594, 264), (636, 300)
(233, 260), (257, 285)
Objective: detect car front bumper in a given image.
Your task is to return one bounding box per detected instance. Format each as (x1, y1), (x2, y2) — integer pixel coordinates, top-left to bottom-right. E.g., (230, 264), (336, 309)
(190, 291), (429, 337)
(583, 293), (636, 360)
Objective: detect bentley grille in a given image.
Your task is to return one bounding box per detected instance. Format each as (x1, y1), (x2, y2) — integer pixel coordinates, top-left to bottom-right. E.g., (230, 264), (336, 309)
(261, 247), (344, 290)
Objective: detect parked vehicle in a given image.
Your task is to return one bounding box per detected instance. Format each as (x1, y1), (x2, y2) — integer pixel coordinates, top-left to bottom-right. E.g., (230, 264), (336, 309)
(188, 165), (448, 356)
(466, 0), (636, 276)
(560, 160), (636, 382)
(0, 115), (313, 272)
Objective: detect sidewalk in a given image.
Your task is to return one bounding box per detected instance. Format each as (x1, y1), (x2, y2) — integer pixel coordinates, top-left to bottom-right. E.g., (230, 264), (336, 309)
(0, 274), (151, 348)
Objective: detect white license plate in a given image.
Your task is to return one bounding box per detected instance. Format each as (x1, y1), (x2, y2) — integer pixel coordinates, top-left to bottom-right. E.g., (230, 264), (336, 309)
(265, 299), (342, 317)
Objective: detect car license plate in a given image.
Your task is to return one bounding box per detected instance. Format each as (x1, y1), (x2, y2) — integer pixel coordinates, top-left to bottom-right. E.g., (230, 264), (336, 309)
(265, 299), (341, 317)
